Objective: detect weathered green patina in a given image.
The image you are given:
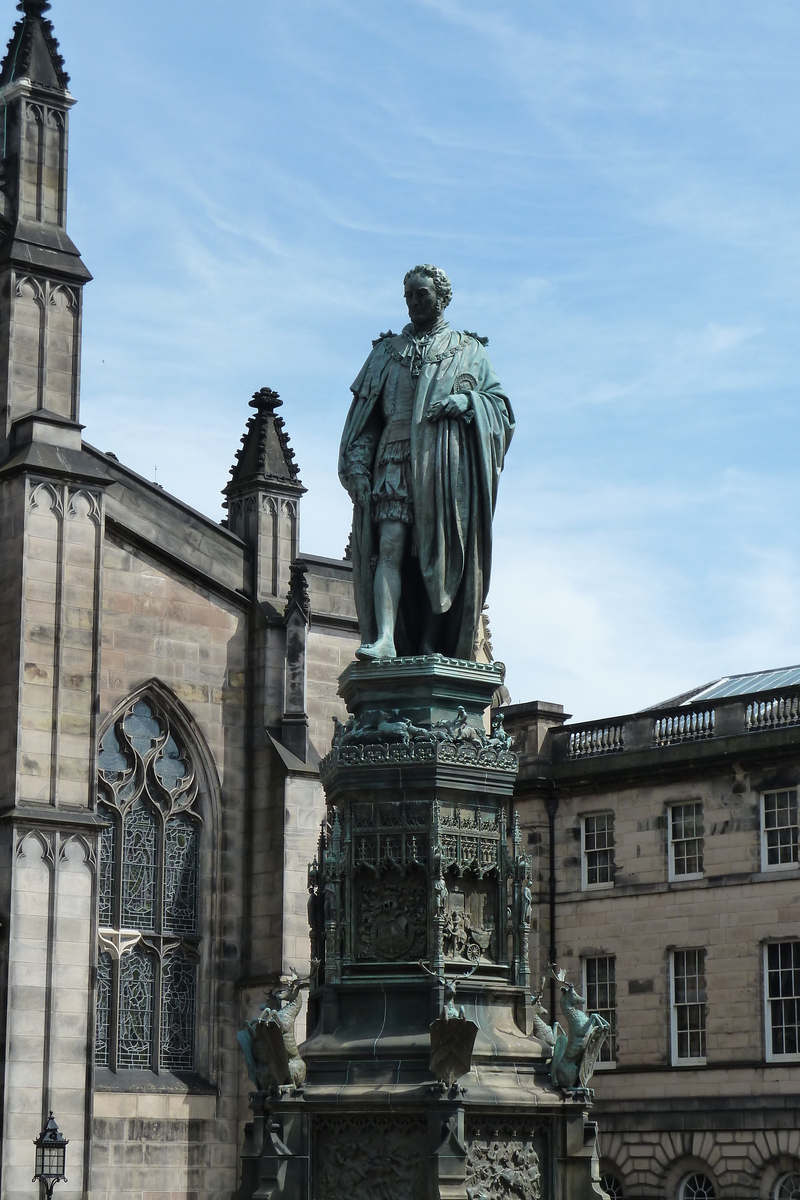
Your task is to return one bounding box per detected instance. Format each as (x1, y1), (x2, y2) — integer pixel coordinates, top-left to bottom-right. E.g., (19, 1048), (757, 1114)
(339, 266), (514, 661)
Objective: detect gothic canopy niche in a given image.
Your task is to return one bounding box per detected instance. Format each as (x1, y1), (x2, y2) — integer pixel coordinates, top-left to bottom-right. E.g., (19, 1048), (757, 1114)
(94, 685), (214, 1074)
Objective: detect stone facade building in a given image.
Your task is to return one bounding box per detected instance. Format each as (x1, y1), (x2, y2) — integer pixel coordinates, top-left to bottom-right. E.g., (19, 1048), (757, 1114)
(507, 671), (800, 1200)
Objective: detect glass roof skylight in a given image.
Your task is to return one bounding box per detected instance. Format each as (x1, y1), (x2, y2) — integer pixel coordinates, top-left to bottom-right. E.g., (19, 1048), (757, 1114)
(681, 665), (800, 703)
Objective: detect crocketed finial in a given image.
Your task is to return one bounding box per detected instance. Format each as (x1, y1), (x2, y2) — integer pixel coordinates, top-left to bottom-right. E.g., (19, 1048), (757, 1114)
(18, 1), (52, 15)
(249, 386), (283, 413)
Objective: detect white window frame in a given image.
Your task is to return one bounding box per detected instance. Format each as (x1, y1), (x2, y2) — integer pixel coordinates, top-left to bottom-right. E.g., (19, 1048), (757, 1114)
(763, 941), (800, 1064)
(774, 1172), (800, 1200)
(581, 812), (615, 891)
(583, 955), (616, 1069)
(678, 1172), (716, 1200)
(668, 802), (704, 882)
(670, 949), (707, 1066)
(760, 790), (800, 874)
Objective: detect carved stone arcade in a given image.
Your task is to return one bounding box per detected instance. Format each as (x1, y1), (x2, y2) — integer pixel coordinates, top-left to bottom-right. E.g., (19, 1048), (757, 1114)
(236, 656), (603, 1200)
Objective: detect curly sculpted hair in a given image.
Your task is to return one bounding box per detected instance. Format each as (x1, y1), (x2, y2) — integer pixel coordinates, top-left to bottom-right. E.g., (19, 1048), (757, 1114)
(403, 264), (453, 309)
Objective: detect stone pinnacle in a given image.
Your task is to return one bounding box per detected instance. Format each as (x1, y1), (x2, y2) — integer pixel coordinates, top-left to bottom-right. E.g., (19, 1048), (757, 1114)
(18, 1), (52, 16)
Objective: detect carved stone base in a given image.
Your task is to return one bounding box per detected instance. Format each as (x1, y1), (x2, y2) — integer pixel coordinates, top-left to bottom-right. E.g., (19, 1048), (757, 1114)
(233, 1109), (310, 1200)
(238, 655), (605, 1200)
(234, 1103), (604, 1200)
(314, 1114), (427, 1200)
(465, 1116), (547, 1200)
(338, 654), (505, 728)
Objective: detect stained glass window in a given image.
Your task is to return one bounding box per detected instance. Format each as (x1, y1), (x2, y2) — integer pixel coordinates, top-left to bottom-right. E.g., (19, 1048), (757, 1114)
(124, 700), (162, 757)
(95, 696), (201, 1073)
(155, 735), (190, 792)
(118, 945), (155, 1067)
(98, 819), (115, 927)
(161, 951), (196, 1070)
(98, 724), (129, 778)
(164, 816), (198, 935)
(121, 800), (157, 931)
(95, 951), (112, 1068)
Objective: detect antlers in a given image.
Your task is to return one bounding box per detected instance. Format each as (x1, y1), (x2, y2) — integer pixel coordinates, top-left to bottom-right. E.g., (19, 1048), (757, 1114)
(269, 961), (320, 1002)
(418, 959), (480, 989)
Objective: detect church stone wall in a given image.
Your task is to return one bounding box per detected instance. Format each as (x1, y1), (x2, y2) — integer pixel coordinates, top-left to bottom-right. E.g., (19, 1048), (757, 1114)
(306, 624), (358, 757)
(0, 478), (25, 792)
(99, 532), (249, 777)
(305, 555), (359, 757)
(90, 534), (250, 1200)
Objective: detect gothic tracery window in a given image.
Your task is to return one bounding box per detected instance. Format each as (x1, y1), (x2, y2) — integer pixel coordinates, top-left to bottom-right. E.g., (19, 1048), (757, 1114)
(95, 697), (201, 1072)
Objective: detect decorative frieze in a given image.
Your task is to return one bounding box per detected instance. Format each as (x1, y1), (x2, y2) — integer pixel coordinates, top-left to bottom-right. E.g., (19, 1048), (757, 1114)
(313, 1115), (427, 1200)
(356, 870), (427, 961)
(321, 703), (517, 780)
(465, 1117), (546, 1200)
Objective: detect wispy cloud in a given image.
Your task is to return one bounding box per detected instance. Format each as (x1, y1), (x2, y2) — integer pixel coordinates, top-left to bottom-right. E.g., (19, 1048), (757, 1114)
(53, 0), (800, 719)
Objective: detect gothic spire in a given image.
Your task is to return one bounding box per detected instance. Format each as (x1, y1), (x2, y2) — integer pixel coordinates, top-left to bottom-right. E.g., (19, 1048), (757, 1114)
(0, 0), (69, 91)
(224, 388), (305, 498)
(0, 0), (90, 463)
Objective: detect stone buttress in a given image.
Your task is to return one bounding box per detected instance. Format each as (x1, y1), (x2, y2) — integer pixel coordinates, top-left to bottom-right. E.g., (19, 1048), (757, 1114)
(0, 5), (103, 1198)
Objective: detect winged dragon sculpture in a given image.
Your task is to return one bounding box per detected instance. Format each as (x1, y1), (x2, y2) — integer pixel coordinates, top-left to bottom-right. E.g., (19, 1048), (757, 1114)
(237, 967), (316, 1092)
(530, 966), (610, 1091)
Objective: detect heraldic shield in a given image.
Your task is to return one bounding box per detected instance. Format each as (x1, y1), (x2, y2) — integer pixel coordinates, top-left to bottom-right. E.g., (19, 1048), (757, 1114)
(430, 1015), (479, 1089)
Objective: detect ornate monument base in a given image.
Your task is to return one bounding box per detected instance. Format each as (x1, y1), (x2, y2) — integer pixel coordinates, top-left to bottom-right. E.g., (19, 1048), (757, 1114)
(236, 657), (604, 1200)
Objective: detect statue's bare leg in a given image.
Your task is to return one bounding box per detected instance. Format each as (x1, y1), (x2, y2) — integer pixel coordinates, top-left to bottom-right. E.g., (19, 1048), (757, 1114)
(356, 520), (409, 660)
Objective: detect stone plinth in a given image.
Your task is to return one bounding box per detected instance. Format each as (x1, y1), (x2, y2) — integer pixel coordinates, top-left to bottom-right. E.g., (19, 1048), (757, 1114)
(338, 654), (505, 727)
(321, 655), (517, 803)
(236, 656), (603, 1200)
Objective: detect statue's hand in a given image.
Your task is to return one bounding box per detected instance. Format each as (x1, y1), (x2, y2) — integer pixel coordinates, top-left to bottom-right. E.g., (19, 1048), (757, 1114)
(348, 474), (372, 508)
(428, 394), (471, 421)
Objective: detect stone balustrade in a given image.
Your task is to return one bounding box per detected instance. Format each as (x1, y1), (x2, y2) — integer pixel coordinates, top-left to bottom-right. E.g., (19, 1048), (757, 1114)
(653, 708), (715, 746)
(549, 687), (800, 762)
(745, 693), (800, 731)
(568, 723), (625, 759)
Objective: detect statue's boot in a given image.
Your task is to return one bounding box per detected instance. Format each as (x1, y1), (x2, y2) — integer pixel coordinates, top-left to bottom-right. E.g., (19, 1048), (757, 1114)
(355, 637), (396, 661)
(420, 612), (443, 657)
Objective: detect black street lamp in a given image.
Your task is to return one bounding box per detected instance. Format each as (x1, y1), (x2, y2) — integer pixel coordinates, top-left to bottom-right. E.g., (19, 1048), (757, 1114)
(33, 1113), (68, 1199)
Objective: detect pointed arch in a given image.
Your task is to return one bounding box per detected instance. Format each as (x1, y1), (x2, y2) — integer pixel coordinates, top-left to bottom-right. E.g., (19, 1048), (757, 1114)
(28, 480), (62, 516)
(15, 827), (55, 870)
(94, 680), (221, 1077)
(13, 278), (46, 415)
(97, 678), (221, 826)
(59, 833), (96, 869)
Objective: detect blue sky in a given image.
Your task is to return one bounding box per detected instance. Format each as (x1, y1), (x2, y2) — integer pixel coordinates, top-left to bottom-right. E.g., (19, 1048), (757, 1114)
(30, 0), (800, 719)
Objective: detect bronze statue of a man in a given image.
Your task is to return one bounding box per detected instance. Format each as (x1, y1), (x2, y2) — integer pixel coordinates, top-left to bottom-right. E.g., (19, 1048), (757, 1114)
(339, 265), (514, 661)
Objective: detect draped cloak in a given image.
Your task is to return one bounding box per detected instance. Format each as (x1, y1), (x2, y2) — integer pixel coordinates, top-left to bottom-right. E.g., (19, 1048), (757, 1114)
(339, 322), (514, 660)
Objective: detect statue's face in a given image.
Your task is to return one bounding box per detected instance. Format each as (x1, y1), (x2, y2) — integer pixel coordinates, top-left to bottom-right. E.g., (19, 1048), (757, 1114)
(405, 273), (441, 329)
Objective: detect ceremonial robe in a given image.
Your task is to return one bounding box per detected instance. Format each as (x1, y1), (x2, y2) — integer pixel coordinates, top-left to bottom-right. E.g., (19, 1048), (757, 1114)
(339, 320), (514, 659)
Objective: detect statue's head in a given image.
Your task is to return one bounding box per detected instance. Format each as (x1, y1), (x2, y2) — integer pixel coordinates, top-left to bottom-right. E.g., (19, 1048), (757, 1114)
(560, 983), (586, 1012)
(404, 264), (452, 331)
(270, 970), (301, 1006)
